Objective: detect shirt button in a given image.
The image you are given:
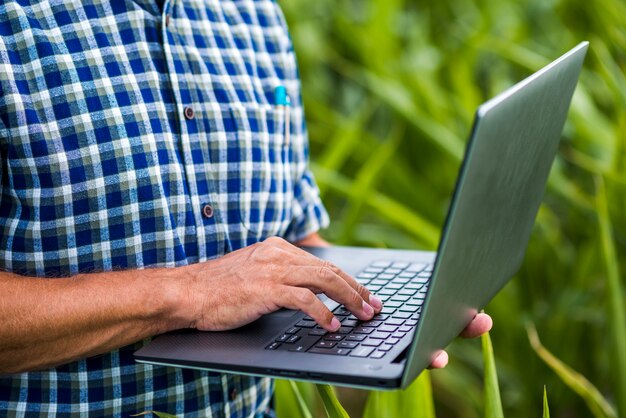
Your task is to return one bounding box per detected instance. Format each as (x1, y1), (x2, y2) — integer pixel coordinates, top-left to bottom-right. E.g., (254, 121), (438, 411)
(184, 106), (195, 120)
(230, 388), (238, 401)
(202, 204), (214, 219)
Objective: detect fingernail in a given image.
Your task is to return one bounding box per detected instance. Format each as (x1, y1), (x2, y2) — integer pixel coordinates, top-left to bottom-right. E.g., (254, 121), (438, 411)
(330, 317), (341, 331)
(369, 295), (383, 311)
(362, 301), (374, 317)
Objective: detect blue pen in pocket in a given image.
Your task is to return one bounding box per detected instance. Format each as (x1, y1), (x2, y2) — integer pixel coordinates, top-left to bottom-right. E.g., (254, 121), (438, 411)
(274, 86), (290, 147)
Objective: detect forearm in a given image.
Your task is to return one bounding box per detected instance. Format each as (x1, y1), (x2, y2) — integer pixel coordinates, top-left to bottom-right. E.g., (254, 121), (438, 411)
(0, 267), (187, 373)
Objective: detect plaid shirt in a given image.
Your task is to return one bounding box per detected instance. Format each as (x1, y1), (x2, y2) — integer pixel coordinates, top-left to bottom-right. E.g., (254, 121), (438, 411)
(0, 0), (328, 416)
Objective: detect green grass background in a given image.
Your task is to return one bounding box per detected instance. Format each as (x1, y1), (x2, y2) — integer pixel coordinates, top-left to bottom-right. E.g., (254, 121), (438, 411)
(276, 0), (626, 416)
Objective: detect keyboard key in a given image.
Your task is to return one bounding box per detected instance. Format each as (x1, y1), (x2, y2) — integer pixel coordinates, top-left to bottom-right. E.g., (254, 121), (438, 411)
(386, 318), (405, 326)
(379, 344), (394, 352)
(372, 314), (389, 320)
(399, 305), (420, 313)
(362, 320), (383, 328)
(384, 301), (403, 308)
(398, 272), (416, 278)
(364, 267), (384, 274)
(362, 338), (383, 347)
(407, 299), (424, 306)
(377, 273), (395, 280)
(387, 337), (401, 345)
(333, 307), (351, 316)
(386, 283), (403, 289)
(315, 341), (337, 349)
(341, 319), (359, 327)
(338, 341), (359, 349)
(367, 285), (382, 292)
(392, 331), (406, 339)
(354, 327), (374, 334)
(324, 334), (344, 342)
(266, 342), (281, 350)
(384, 268), (402, 275)
(417, 272), (431, 278)
(390, 295), (410, 302)
(275, 334), (289, 342)
(336, 327), (352, 334)
(405, 263), (427, 272)
(398, 289), (417, 296)
(370, 279), (388, 286)
(286, 335), (301, 344)
(371, 261), (392, 268)
(288, 344), (310, 352)
(295, 320), (316, 328)
(309, 329), (327, 336)
(309, 347), (352, 356)
(285, 327), (299, 335)
(399, 326), (413, 332)
(381, 307), (397, 314)
(370, 331), (392, 340)
(378, 288), (396, 296)
(392, 277), (411, 284)
(346, 334), (367, 342)
(405, 319), (418, 326)
(350, 347), (375, 357)
(392, 311), (412, 319)
(378, 325), (398, 333)
(357, 272), (377, 279)
(391, 262), (409, 269)
(405, 283), (425, 290)
(371, 351), (386, 359)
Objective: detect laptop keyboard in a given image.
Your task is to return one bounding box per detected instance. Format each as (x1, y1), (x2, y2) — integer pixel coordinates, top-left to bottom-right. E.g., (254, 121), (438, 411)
(265, 260), (432, 359)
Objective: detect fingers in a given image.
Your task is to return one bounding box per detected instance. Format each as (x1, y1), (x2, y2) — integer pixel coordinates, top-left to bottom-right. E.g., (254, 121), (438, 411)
(261, 238), (382, 320)
(287, 264), (376, 321)
(428, 350), (449, 369)
(460, 313), (493, 338)
(277, 286), (341, 332)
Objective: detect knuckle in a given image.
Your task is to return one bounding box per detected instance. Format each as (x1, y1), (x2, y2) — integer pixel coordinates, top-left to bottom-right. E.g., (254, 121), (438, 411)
(355, 283), (370, 298)
(294, 289), (315, 306)
(265, 236), (286, 247)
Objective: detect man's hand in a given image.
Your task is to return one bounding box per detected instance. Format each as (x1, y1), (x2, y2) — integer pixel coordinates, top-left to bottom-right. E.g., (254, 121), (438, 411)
(293, 232), (494, 370)
(429, 312), (493, 368)
(178, 236), (382, 332)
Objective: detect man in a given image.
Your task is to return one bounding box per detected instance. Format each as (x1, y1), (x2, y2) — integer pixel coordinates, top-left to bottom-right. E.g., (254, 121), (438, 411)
(0, 0), (492, 416)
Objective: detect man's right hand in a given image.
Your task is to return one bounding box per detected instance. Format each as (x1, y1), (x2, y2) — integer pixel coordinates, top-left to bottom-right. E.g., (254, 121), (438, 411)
(177, 237), (383, 333)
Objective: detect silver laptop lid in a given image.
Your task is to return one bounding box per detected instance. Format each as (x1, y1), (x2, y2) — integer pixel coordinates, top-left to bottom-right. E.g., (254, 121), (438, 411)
(402, 42), (589, 386)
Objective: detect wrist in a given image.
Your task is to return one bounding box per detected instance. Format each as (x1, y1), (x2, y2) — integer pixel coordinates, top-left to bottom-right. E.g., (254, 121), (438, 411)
(148, 265), (198, 333)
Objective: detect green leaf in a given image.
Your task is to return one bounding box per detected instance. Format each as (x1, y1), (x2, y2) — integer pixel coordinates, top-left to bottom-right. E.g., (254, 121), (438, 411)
(363, 371), (435, 418)
(527, 322), (617, 418)
(482, 332), (504, 418)
(275, 380), (314, 418)
(543, 386), (550, 418)
(595, 176), (626, 418)
(316, 385), (350, 418)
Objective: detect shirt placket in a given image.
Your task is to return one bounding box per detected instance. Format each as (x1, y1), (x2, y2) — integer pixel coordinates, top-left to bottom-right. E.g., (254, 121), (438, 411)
(160, 0), (228, 259)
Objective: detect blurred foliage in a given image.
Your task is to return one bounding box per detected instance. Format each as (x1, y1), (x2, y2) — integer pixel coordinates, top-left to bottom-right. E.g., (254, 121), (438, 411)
(277, 0), (626, 416)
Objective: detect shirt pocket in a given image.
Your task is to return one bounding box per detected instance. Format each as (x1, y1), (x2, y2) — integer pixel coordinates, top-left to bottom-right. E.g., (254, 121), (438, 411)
(228, 103), (293, 238)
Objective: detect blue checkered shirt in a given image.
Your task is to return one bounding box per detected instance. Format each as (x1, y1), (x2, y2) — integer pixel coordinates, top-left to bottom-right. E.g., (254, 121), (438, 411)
(0, 0), (329, 416)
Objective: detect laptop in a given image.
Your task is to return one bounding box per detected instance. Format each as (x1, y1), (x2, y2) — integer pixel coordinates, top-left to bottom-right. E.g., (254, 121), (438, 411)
(135, 42), (589, 390)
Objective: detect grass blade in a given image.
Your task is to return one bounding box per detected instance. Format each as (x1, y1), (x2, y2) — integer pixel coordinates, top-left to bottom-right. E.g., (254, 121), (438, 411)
(595, 175), (626, 418)
(363, 371), (435, 418)
(316, 385), (350, 418)
(543, 386), (550, 418)
(482, 332), (504, 418)
(526, 322), (617, 418)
